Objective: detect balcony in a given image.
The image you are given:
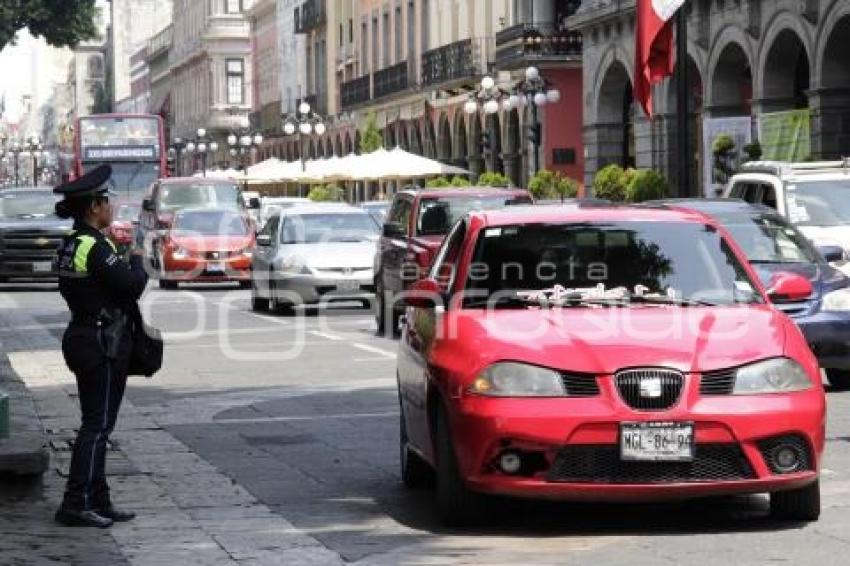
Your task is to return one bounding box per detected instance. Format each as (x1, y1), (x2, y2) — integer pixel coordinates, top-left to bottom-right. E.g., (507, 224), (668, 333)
(421, 37), (493, 88)
(148, 25), (172, 58)
(373, 61), (410, 99)
(294, 0), (326, 34)
(495, 23), (583, 69)
(340, 75), (371, 110)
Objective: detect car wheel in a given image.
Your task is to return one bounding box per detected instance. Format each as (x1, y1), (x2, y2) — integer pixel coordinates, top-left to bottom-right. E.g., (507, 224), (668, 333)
(770, 479), (820, 521)
(251, 280), (269, 312)
(159, 278), (177, 290)
(375, 278), (387, 334)
(360, 298), (372, 310)
(399, 402), (435, 489)
(825, 369), (850, 390)
(239, 280), (252, 290)
(269, 280), (293, 315)
(435, 405), (487, 527)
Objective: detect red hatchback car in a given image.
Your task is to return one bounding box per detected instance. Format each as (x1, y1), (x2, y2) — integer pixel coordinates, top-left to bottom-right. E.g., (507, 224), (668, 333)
(158, 207), (254, 289)
(397, 204), (825, 526)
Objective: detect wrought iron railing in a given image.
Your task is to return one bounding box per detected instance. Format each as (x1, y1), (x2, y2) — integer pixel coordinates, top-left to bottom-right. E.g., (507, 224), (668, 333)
(373, 61), (409, 99)
(421, 37), (493, 87)
(340, 75), (371, 109)
(495, 23), (582, 68)
(295, 0), (326, 34)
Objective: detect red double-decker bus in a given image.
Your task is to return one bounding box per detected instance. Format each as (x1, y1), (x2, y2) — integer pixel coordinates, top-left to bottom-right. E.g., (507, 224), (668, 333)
(65, 113), (167, 203)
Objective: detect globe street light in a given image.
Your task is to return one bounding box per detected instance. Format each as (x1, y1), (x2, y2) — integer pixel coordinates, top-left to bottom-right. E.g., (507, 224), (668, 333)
(282, 101), (326, 173)
(515, 66), (561, 176)
(465, 76), (510, 173)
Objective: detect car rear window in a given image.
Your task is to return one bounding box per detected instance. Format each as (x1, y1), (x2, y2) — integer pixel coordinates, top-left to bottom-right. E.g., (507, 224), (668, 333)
(416, 195), (532, 236)
(464, 220), (762, 307)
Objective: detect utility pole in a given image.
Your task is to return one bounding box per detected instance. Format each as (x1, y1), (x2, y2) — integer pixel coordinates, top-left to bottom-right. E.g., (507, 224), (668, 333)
(675, 7), (692, 197)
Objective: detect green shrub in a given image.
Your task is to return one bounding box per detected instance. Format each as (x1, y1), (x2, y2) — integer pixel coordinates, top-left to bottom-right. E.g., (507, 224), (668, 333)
(743, 141), (763, 162)
(308, 184), (344, 201)
(712, 134), (735, 156)
(449, 175), (472, 187)
(425, 177), (451, 188)
(528, 169), (579, 201)
(476, 171), (511, 187)
(592, 164), (629, 201)
(626, 169), (669, 202)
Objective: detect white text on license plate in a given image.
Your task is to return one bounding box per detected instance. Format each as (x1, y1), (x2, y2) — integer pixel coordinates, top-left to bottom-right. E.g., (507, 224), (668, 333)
(207, 262), (225, 273)
(620, 422), (694, 462)
(337, 279), (359, 291)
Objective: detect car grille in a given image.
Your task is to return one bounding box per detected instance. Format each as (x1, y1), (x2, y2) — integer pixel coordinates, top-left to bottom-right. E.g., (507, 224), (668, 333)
(204, 251), (241, 260)
(757, 434), (813, 474)
(615, 368), (683, 410)
(0, 229), (65, 261)
(700, 369), (737, 395)
(314, 267), (371, 276)
(561, 373), (600, 397)
(547, 444), (755, 483)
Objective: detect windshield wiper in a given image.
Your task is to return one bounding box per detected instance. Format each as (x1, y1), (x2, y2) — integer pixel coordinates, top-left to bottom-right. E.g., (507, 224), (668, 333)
(627, 295), (719, 307)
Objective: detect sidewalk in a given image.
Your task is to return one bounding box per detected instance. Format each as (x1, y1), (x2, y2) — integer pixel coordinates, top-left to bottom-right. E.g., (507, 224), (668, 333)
(0, 295), (344, 566)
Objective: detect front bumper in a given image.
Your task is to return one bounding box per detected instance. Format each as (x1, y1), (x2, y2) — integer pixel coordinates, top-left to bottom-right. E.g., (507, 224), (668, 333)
(0, 258), (58, 279)
(797, 310), (850, 369)
(273, 271), (375, 304)
(449, 377), (825, 502)
(162, 255), (252, 282)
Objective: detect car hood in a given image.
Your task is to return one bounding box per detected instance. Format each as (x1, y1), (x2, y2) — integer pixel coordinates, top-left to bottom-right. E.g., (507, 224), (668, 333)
(0, 216), (72, 231)
(171, 234), (254, 252)
(797, 225), (850, 250)
(437, 306), (788, 375)
(282, 242), (376, 269)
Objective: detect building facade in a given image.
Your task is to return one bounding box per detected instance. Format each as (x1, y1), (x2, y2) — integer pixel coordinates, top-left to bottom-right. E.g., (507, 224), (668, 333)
(570, 0), (850, 193)
(170, 0), (256, 170)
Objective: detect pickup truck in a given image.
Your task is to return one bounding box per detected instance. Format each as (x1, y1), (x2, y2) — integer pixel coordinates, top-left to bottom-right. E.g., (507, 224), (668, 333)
(373, 186), (533, 333)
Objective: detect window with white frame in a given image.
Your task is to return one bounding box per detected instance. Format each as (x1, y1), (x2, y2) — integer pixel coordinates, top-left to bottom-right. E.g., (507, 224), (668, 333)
(226, 59), (244, 104)
(225, 0), (242, 14)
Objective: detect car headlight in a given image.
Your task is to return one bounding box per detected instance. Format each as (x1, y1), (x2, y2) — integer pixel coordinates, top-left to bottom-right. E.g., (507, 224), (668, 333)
(732, 358), (812, 395)
(279, 256), (310, 275)
(822, 288), (850, 312)
(172, 247), (189, 260)
(470, 362), (565, 397)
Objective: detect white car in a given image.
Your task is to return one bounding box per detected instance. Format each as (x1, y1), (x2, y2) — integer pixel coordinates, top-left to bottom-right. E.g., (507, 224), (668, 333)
(725, 160), (850, 266)
(259, 197), (311, 227)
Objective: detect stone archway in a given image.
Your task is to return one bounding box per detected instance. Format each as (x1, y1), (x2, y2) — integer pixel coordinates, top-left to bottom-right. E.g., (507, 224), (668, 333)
(503, 109), (522, 186)
(344, 132), (353, 155)
(422, 119), (437, 159)
(385, 125), (398, 148)
(761, 29), (811, 112)
(399, 123), (410, 151)
(334, 135), (343, 156)
(596, 60), (636, 170)
(409, 123), (423, 155)
(709, 42), (753, 117)
(484, 113), (503, 174)
(813, 13), (850, 158)
(437, 114), (452, 163)
(354, 131), (362, 154)
(467, 113), (483, 179)
(665, 55), (704, 195)
(452, 111), (468, 169)
(324, 137), (333, 158)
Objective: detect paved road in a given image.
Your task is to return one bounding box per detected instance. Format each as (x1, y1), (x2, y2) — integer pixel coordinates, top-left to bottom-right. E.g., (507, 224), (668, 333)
(4, 282), (850, 565)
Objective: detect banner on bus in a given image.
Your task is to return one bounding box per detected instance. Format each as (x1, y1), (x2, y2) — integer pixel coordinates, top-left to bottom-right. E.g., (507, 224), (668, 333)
(83, 145), (158, 161)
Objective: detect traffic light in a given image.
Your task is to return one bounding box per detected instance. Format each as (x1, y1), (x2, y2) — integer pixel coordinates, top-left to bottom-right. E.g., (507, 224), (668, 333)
(480, 132), (491, 156)
(528, 123), (542, 146)
(166, 154), (176, 176)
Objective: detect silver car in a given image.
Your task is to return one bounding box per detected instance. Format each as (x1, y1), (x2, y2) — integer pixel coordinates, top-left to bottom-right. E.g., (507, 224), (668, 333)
(250, 204), (379, 313)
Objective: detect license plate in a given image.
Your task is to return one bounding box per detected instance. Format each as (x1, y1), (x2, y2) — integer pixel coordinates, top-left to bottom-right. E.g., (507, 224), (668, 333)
(620, 422), (694, 462)
(207, 262), (225, 273)
(32, 261), (53, 273)
(337, 279), (359, 291)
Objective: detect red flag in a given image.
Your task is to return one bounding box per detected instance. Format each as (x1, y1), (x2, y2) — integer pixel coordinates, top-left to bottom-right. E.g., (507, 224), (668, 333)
(634, 0), (685, 117)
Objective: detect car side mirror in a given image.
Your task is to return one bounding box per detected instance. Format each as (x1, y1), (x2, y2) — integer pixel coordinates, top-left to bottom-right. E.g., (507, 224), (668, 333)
(383, 222), (405, 238)
(248, 197), (261, 209)
(817, 244), (844, 263)
(767, 272), (813, 303)
(404, 278), (443, 309)
(142, 198), (155, 212)
(256, 234), (272, 247)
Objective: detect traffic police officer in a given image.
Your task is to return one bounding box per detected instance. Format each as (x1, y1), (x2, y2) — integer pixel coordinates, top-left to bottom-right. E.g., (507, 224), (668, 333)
(53, 165), (148, 528)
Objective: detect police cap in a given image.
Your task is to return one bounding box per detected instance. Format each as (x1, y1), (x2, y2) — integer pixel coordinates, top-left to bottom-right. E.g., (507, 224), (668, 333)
(53, 164), (117, 198)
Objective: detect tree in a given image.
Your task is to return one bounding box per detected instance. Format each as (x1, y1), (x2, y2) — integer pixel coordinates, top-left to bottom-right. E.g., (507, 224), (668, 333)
(359, 112), (383, 154)
(626, 169), (669, 202)
(476, 171), (511, 187)
(528, 169), (579, 201)
(712, 134), (737, 192)
(592, 164), (631, 201)
(308, 184), (344, 202)
(0, 1), (101, 51)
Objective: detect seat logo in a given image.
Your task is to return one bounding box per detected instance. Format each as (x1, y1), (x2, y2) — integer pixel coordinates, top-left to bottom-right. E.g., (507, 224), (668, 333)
(639, 377), (663, 398)
(343, 267), (353, 276)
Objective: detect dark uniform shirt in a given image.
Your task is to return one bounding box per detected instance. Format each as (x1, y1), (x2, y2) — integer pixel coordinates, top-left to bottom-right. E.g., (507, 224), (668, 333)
(57, 221), (148, 321)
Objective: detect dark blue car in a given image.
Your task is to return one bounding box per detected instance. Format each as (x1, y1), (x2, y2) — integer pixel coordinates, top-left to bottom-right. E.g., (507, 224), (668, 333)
(653, 199), (850, 390)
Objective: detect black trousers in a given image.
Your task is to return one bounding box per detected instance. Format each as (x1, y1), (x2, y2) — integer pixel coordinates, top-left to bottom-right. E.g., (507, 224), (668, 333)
(60, 324), (131, 511)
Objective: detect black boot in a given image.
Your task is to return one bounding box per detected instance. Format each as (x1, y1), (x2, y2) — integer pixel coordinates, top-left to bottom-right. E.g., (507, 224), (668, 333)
(96, 504), (136, 522)
(55, 508), (114, 528)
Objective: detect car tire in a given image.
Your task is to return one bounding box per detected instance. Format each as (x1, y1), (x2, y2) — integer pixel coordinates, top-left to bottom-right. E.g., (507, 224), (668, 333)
(251, 281), (269, 312)
(399, 404), (435, 489)
(770, 479), (820, 522)
(375, 278), (387, 334)
(159, 278), (177, 290)
(435, 405), (487, 527)
(360, 299), (372, 310)
(269, 281), (293, 315)
(825, 369), (850, 391)
(239, 280), (252, 290)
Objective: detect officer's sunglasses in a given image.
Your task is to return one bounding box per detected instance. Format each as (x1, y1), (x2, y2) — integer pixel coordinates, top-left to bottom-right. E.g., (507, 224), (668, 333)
(94, 195), (109, 206)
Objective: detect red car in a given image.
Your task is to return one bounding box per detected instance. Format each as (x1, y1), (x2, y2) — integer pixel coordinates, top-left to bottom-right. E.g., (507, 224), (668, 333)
(106, 202), (141, 254)
(158, 207), (254, 289)
(397, 203), (825, 526)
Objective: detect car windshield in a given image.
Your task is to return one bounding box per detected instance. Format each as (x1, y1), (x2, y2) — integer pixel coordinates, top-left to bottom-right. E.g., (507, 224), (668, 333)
(173, 210), (249, 236)
(281, 213), (379, 244)
(463, 221), (762, 308)
(786, 180), (850, 227)
(83, 162), (160, 198)
(417, 195), (532, 236)
(160, 183), (242, 211)
(0, 191), (57, 218)
(115, 204), (141, 221)
(714, 212), (817, 264)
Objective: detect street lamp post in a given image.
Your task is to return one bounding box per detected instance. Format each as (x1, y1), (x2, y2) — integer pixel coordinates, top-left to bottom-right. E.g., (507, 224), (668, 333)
(168, 137), (188, 176)
(282, 101), (326, 172)
(465, 76), (509, 174)
(514, 66), (561, 176)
